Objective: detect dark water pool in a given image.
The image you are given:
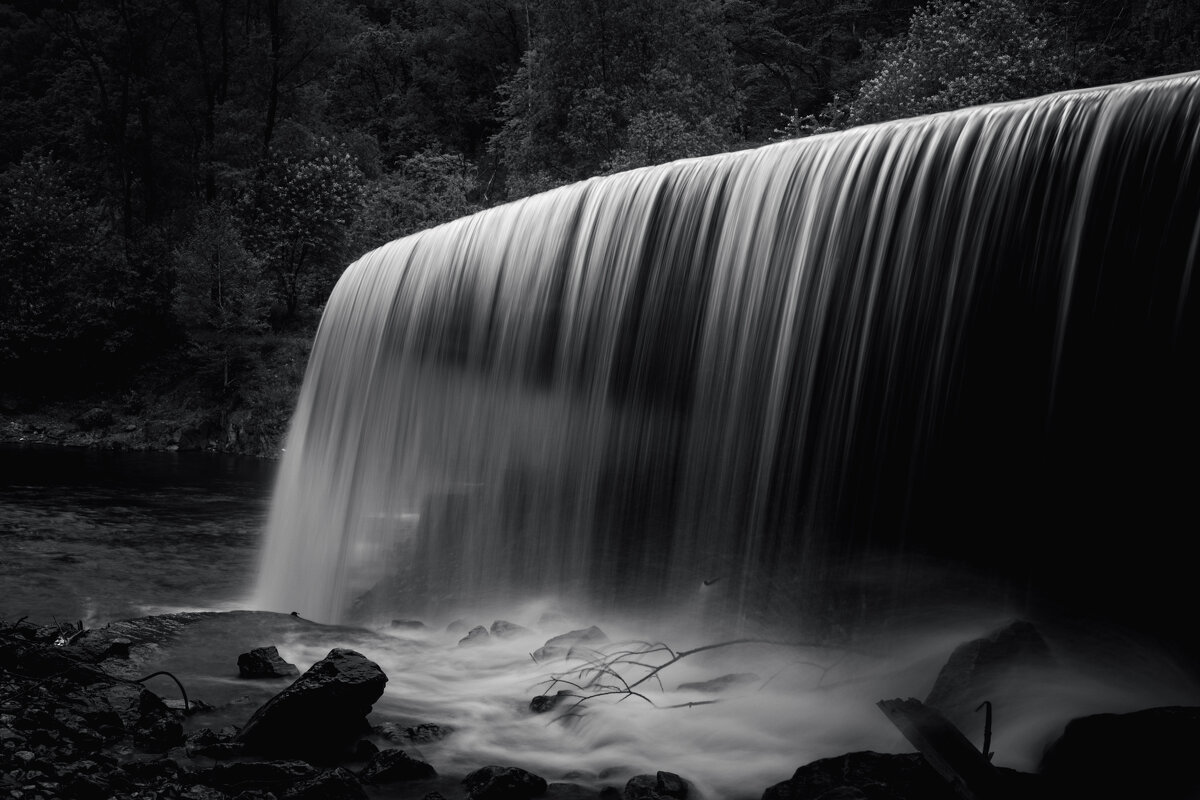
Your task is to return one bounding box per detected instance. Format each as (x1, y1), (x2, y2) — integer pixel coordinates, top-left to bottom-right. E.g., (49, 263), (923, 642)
(0, 443), (274, 625)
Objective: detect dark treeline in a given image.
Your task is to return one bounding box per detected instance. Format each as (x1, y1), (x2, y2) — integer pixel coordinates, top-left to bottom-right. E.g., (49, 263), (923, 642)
(0, 0), (1196, 452)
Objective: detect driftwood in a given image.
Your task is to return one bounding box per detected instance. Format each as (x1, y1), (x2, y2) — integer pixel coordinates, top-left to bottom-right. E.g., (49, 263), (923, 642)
(878, 697), (1005, 800)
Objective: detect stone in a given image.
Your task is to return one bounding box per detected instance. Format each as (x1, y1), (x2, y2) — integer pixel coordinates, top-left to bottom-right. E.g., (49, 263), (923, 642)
(623, 771), (687, 799)
(490, 620), (532, 639)
(459, 626), (491, 647)
(358, 747), (437, 783)
(76, 408), (114, 431)
(462, 765), (548, 800)
(676, 673), (759, 693)
(236, 648), (388, 762)
(924, 620), (1051, 726)
(446, 619), (470, 635)
(760, 752), (955, 800)
(284, 766), (368, 799)
(546, 782), (598, 799)
(193, 760), (318, 793)
(530, 690), (576, 714)
(238, 646), (301, 679)
(1039, 706), (1200, 798)
(373, 721), (454, 744)
(533, 627), (609, 662)
(390, 619), (429, 631)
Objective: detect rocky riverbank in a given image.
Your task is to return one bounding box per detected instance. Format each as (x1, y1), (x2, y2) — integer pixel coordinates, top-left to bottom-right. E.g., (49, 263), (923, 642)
(3, 614), (1199, 799)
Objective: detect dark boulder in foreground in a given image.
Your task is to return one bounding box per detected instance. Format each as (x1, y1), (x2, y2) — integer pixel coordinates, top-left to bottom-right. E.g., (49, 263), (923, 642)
(761, 752), (955, 800)
(238, 645), (301, 678)
(358, 747), (437, 783)
(237, 648), (387, 761)
(1040, 706), (1200, 798)
(463, 765), (548, 799)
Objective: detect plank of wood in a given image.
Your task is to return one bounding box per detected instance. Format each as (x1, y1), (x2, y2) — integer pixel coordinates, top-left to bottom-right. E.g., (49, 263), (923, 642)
(878, 697), (1005, 800)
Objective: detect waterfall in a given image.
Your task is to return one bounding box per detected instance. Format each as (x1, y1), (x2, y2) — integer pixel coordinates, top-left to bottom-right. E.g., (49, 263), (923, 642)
(255, 74), (1199, 642)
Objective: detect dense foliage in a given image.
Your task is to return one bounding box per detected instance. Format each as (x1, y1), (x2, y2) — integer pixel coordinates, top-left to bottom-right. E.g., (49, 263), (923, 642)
(0, 0), (1195, 446)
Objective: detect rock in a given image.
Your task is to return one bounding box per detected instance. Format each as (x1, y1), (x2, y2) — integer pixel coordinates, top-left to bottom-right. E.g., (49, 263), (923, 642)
(186, 727), (243, 759)
(1039, 706), (1200, 798)
(530, 690), (576, 714)
(284, 766), (368, 799)
(676, 673), (759, 693)
(358, 747), (437, 783)
(491, 620), (532, 639)
(459, 626), (491, 647)
(924, 620), (1051, 726)
(354, 738), (379, 760)
(236, 648), (388, 761)
(76, 407), (114, 431)
(238, 646), (301, 679)
(447, 619), (470, 635)
(761, 752), (954, 800)
(373, 721), (454, 744)
(463, 765), (549, 800)
(390, 619), (429, 631)
(533, 627), (609, 662)
(624, 771), (688, 799)
(546, 782), (599, 798)
(193, 760), (319, 793)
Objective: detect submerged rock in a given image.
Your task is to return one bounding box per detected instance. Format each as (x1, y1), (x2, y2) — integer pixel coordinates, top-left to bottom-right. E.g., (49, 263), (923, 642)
(530, 690), (576, 714)
(373, 720), (454, 744)
(676, 673), (759, 693)
(238, 645), (301, 679)
(463, 765), (548, 800)
(459, 626), (491, 647)
(237, 648), (387, 761)
(533, 626), (608, 661)
(491, 619), (533, 639)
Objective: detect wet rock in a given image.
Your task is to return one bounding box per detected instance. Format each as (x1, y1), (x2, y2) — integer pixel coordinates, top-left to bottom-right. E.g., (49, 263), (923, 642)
(284, 766), (368, 799)
(463, 765), (548, 800)
(459, 626), (491, 647)
(533, 627), (609, 662)
(761, 752), (954, 800)
(76, 407), (114, 431)
(1040, 706), (1200, 798)
(390, 619), (429, 631)
(624, 771), (688, 799)
(186, 726), (243, 759)
(358, 747), (437, 783)
(237, 648), (388, 761)
(547, 782), (599, 799)
(925, 619), (1051, 726)
(676, 673), (759, 693)
(238, 645), (301, 679)
(530, 690), (576, 714)
(373, 721), (454, 744)
(491, 620), (533, 639)
(194, 759), (318, 793)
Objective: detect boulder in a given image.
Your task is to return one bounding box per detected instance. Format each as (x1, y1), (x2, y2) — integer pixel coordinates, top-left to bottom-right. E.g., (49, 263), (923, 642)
(1039, 706), (1200, 798)
(284, 766), (367, 799)
(761, 752), (955, 800)
(236, 648), (387, 761)
(925, 620), (1051, 726)
(676, 673), (759, 693)
(533, 626), (609, 661)
(193, 760), (318, 793)
(624, 771), (688, 799)
(76, 407), (114, 431)
(530, 690), (576, 714)
(463, 765), (548, 800)
(491, 620), (533, 639)
(546, 782), (599, 799)
(358, 747), (437, 783)
(238, 645), (301, 679)
(390, 619), (429, 631)
(459, 626), (491, 647)
(447, 619), (471, 634)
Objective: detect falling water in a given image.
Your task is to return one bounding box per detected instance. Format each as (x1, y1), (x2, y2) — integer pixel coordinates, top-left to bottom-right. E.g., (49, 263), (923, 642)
(255, 75), (1199, 655)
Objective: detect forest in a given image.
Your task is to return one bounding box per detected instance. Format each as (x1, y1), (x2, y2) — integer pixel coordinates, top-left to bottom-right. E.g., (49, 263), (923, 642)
(1, 0), (1197, 455)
